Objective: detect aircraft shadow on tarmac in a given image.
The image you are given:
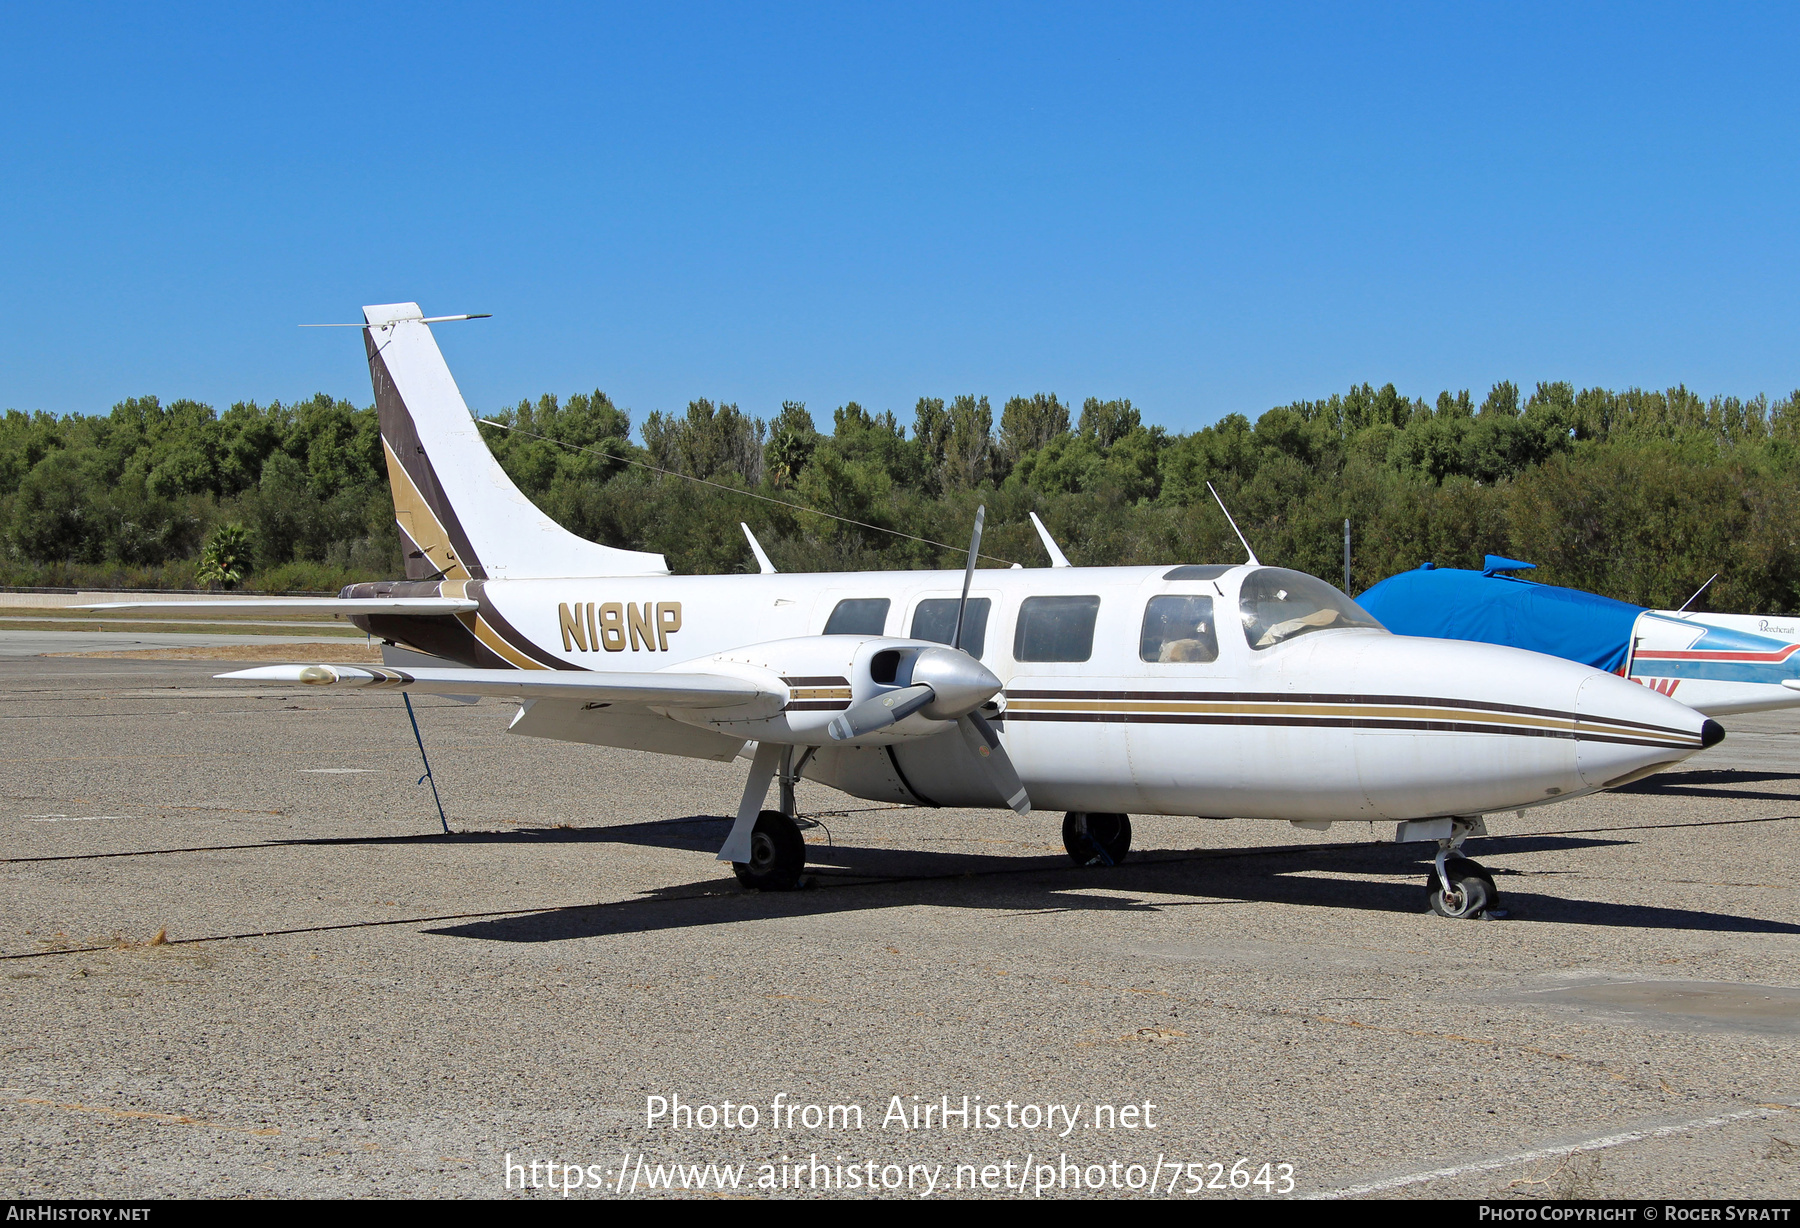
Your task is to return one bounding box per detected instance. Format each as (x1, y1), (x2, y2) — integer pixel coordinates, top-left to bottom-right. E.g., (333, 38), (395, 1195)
(1612, 768), (1800, 802)
(399, 816), (1800, 944)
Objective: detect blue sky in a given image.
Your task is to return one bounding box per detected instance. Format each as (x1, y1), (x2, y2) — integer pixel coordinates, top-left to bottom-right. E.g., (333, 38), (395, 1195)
(3, 2), (1797, 433)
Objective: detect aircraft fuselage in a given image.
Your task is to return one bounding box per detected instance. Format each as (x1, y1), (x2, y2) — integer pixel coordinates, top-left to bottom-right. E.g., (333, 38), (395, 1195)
(345, 562), (1716, 823)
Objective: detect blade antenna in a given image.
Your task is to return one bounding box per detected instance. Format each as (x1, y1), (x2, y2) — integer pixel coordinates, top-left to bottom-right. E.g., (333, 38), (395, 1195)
(1207, 482), (1260, 567)
(953, 505), (985, 652)
(1676, 573), (1719, 613)
(741, 523), (777, 574)
(1029, 512), (1071, 568)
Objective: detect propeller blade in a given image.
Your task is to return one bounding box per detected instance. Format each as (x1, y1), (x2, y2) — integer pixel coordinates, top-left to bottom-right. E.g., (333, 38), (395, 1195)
(828, 683), (936, 741)
(956, 712), (1031, 814)
(953, 505), (985, 652)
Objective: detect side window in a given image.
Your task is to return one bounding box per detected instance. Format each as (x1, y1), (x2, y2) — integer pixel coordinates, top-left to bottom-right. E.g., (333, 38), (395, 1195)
(823, 598), (890, 635)
(1141, 595), (1218, 663)
(1014, 595), (1101, 663)
(910, 598), (991, 658)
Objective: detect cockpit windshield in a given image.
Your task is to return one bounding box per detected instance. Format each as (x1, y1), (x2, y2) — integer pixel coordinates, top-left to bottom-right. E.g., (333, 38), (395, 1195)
(1238, 568), (1385, 651)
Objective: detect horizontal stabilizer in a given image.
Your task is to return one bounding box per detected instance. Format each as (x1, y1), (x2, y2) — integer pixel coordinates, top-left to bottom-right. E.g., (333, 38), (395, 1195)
(76, 598), (479, 615)
(217, 664), (769, 708)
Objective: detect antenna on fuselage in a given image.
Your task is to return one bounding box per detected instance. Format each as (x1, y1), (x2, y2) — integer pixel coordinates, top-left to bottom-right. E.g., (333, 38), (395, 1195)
(1029, 512), (1072, 568)
(953, 506), (985, 652)
(741, 523), (777, 574)
(1676, 573), (1719, 613)
(1207, 482), (1260, 567)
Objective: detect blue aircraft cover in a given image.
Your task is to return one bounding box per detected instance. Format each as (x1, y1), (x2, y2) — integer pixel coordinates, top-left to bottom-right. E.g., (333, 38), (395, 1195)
(1356, 562), (1644, 673)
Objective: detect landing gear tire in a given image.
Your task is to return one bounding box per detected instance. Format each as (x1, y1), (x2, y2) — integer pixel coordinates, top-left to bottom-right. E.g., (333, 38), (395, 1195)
(1063, 812), (1131, 866)
(1427, 857), (1497, 919)
(732, 810), (806, 891)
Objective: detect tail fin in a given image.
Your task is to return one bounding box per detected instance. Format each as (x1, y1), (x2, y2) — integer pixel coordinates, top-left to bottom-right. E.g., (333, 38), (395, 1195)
(363, 302), (669, 580)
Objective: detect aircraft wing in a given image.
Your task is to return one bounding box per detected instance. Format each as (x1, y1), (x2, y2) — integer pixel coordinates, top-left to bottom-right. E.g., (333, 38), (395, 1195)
(217, 663), (768, 708)
(76, 598), (479, 614)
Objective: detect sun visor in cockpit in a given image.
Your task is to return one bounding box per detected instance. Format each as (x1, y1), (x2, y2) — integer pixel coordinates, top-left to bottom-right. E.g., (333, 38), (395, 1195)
(1356, 563), (1644, 673)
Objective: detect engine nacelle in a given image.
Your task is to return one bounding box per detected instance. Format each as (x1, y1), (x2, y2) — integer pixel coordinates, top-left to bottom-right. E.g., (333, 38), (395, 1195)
(661, 635), (995, 745)
(805, 728), (1015, 809)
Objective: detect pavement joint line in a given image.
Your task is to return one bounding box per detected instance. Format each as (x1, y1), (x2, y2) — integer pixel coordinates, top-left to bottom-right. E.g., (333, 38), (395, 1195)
(2, 1095), (283, 1136)
(930, 964), (1690, 1095)
(0, 904), (599, 960)
(4, 710), (465, 718)
(1305, 1102), (1798, 1199)
(0, 743), (498, 764)
(1033, 971), (1607, 1068)
(0, 842), (1353, 958)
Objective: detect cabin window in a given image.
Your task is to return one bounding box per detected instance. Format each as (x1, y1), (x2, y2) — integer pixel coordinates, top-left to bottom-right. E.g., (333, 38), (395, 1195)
(1162, 564), (1235, 581)
(1140, 595), (1219, 663)
(1238, 567), (1385, 651)
(1014, 595), (1101, 662)
(824, 597), (890, 635)
(910, 598), (992, 658)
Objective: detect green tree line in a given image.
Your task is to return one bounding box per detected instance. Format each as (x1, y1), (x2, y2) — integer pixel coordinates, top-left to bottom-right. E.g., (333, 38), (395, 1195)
(4, 379), (1799, 611)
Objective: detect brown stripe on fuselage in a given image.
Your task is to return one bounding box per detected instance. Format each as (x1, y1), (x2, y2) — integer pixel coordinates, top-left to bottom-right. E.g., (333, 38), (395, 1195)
(355, 613), (507, 668)
(1010, 697), (1575, 733)
(996, 709), (1696, 749)
(344, 579), (576, 671)
(1003, 688), (1696, 741)
(461, 581), (575, 671)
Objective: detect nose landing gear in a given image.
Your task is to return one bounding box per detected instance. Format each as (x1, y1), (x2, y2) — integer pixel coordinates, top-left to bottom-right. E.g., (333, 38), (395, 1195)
(1425, 818), (1500, 919)
(1063, 812), (1132, 866)
(1428, 856), (1497, 918)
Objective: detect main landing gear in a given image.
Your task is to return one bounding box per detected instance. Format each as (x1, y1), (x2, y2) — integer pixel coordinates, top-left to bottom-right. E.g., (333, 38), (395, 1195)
(730, 746), (816, 892)
(1425, 818), (1500, 919)
(1063, 812), (1132, 866)
(732, 810), (806, 892)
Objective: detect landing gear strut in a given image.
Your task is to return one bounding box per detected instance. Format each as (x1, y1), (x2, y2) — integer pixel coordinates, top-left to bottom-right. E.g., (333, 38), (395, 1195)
(1425, 818), (1499, 919)
(730, 745), (814, 892)
(1063, 812), (1131, 866)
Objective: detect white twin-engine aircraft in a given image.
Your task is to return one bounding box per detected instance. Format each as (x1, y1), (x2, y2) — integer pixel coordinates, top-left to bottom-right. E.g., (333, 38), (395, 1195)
(90, 304), (1726, 919)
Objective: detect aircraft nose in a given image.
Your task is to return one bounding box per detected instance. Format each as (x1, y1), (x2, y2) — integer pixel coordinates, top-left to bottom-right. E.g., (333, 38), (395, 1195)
(1573, 671), (1720, 788)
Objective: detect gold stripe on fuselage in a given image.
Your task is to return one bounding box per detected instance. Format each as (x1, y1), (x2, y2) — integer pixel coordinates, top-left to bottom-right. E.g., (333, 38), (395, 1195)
(1001, 696), (1699, 747)
(1006, 697), (1578, 733)
(439, 578), (547, 670)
